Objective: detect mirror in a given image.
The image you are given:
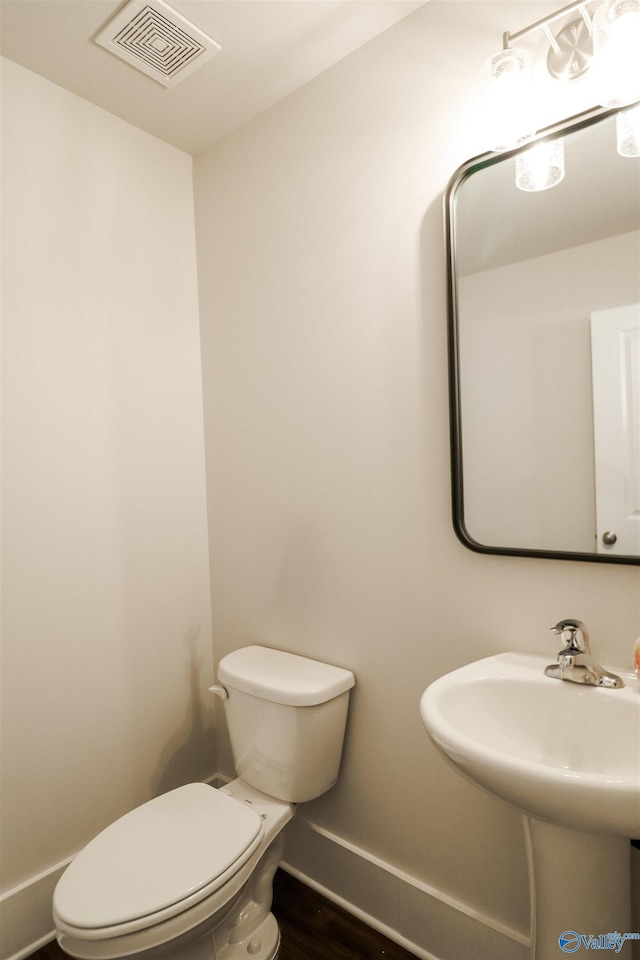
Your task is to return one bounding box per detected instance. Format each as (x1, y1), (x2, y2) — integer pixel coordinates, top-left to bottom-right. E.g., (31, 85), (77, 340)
(447, 106), (640, 564)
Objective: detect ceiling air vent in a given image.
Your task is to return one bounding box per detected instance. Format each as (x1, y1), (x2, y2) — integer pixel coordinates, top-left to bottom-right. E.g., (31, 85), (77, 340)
(95, 0), (221, 88)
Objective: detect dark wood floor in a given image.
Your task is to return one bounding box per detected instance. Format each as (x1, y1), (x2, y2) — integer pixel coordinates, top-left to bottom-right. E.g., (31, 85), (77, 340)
(27, 869), (418, 960)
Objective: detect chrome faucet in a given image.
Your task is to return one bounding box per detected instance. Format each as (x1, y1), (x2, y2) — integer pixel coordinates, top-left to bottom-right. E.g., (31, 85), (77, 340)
(544, 619), (624, 688)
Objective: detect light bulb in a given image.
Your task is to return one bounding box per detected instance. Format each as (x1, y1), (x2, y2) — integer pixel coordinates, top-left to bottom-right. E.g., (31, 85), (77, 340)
(481, 48), (536, 152)
(515, 138), (565, 192)
(592, 0), (640, 107)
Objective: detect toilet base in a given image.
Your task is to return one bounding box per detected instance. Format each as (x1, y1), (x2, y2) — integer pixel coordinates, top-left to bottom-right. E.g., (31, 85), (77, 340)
(60, 905), (281, 960)
(213, 829), (284, 960)
(151, 911), (279, 960)
(216, 913), (279, 960)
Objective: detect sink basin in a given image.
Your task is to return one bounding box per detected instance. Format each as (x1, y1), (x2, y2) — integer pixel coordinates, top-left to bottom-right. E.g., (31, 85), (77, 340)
(419, 651), (640, 837)
(420, 650), (639, 958)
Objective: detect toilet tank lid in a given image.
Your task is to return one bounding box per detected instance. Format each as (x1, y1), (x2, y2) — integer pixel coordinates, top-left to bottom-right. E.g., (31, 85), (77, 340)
(218, 646), (355, 706)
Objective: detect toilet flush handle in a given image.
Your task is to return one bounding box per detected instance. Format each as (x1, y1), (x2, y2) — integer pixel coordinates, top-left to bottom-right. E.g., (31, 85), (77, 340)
(209, 684), (229, 700)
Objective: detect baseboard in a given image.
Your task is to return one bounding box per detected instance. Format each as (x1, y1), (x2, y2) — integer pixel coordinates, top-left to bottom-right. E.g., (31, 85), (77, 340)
(281, 815), (530, 960)
(0, 857), (69, 960)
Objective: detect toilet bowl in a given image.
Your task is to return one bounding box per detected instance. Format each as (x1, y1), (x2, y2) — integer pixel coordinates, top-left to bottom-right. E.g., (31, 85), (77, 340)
(53, 646), (355, 960)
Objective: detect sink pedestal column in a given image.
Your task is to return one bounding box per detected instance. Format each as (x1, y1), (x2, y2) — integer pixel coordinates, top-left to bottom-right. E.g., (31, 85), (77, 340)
(524, 817), (632, 960)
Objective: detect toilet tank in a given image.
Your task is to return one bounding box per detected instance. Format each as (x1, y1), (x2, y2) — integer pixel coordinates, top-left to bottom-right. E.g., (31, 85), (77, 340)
(217, 646), (355, 803)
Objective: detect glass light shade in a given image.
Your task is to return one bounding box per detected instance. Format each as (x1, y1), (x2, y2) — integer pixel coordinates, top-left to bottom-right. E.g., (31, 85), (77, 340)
(515, 138), (565, 192)
(592, 0), (640, 107)
(481, 47), (536, 152)
(616, 103), (640, 155)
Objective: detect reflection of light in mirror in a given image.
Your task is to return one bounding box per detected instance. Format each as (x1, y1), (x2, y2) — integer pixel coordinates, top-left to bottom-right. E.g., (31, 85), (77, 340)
(616, 104), (640, 156)
(515, 138), (565, 192)
(480, 48), (535, 152)
(593, 0), (640, 106)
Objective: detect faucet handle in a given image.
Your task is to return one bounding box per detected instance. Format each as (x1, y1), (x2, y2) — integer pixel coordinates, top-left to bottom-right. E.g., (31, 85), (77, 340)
(551, 619), (590, 653)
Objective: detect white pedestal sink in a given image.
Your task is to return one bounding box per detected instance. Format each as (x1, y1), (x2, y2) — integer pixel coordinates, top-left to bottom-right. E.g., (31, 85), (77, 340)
(419, 652), (640, 960)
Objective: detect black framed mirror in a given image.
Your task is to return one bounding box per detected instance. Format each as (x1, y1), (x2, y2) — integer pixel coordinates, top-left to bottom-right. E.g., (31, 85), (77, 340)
(447, 105), (640, 564)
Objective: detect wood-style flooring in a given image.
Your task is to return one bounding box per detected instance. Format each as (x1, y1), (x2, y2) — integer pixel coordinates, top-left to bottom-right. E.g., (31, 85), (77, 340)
(26, 868), (418, 960)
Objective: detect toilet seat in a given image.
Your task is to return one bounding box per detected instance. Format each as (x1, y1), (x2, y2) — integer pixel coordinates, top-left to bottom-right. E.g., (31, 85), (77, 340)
(54, 784), (264, 938)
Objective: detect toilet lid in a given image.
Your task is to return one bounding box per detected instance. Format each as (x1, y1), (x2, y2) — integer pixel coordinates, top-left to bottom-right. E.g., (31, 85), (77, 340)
(54, 784), (263, 930)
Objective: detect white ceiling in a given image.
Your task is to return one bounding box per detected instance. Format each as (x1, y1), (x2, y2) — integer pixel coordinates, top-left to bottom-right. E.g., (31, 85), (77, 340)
(0, 0), (426, 155)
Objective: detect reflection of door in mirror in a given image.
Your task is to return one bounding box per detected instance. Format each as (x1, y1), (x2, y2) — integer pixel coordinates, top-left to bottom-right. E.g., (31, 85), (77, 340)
(591, 304), (640, 556)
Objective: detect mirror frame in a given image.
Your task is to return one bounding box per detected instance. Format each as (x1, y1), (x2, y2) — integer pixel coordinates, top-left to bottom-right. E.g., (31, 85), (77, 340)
(446, 105), (640, 566)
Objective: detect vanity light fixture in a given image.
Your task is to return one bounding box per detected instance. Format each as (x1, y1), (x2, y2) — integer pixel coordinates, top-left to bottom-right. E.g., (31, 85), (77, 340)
(482, 0), (640, 189)
(481, 0), (597, 183)
(481, 0), (596, 155)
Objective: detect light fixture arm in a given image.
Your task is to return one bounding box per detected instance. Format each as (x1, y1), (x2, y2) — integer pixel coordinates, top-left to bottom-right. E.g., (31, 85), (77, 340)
(542, 24), (562, 55)
(503, 0), (594, 49)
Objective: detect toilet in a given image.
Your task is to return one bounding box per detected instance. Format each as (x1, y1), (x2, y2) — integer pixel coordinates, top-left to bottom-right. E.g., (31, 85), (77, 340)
(53, 645), (355, 960)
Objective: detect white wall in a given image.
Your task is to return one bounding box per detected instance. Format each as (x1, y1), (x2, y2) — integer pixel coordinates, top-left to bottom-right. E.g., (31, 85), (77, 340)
(0, 59), (215, 958)
(194, 2), (640, 956)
